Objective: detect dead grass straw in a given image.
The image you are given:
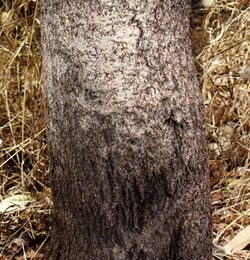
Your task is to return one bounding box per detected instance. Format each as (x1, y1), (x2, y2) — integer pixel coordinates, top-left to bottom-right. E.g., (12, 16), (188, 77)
(192, 0), (250, 259)
(0, 0), (50, 259)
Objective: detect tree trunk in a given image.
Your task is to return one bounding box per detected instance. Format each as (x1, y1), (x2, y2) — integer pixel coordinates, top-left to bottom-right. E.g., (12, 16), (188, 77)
(41, 0), (212, 259)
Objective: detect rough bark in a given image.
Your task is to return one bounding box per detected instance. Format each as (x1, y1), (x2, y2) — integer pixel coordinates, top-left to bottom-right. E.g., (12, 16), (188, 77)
(41, 0), (212, 259)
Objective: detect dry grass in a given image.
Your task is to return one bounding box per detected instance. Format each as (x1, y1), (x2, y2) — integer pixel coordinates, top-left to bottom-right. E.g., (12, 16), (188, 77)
(0, 0), (50, 259)
(192, 0), (250, 259)
(0, 0), (249, 259)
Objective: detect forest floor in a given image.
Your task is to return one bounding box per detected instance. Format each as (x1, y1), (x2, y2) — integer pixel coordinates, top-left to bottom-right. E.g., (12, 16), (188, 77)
(0, 0), (249, 259)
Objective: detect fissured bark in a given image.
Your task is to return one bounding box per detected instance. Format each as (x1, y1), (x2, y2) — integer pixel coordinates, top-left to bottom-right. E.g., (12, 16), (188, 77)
(41, 0), (212, 259)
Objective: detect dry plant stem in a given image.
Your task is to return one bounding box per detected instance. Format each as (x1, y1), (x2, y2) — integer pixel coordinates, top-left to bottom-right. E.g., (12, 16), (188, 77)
(21, 0), (39, 188)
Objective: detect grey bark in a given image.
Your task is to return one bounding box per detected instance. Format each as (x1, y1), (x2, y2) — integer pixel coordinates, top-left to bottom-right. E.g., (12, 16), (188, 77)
(41, 0), (212, 259)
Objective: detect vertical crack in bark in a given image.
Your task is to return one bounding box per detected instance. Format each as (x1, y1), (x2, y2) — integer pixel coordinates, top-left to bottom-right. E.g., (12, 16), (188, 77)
(169, 116), (192, 176)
